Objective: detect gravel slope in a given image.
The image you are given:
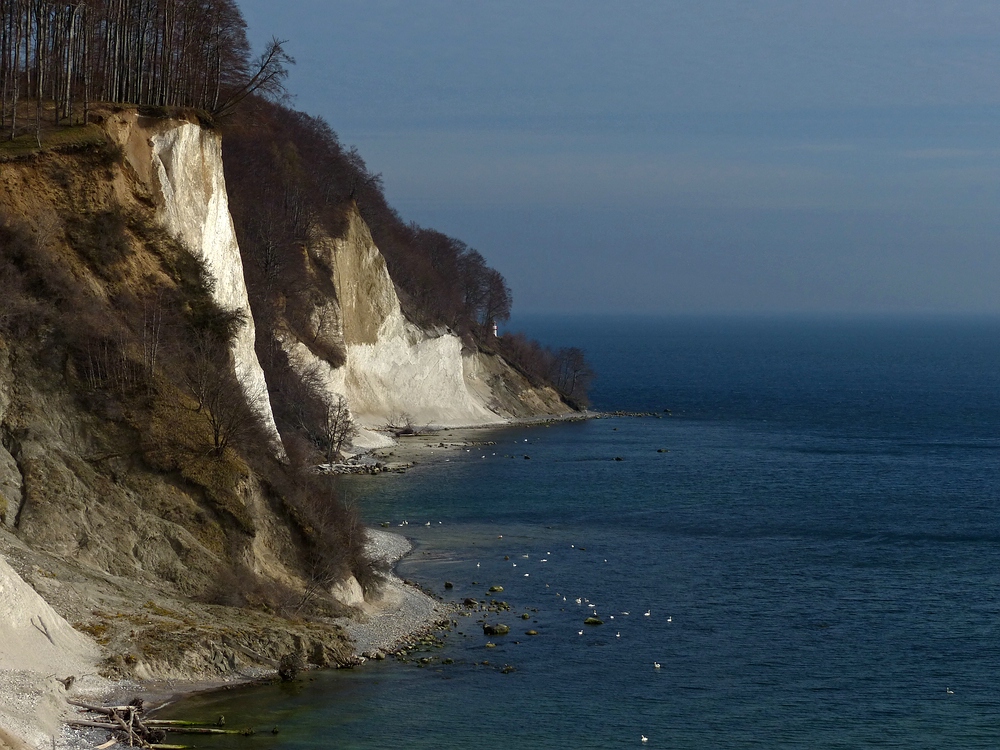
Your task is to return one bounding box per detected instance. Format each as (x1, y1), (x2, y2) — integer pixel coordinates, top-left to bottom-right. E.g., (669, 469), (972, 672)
(339, 529), (449, 657)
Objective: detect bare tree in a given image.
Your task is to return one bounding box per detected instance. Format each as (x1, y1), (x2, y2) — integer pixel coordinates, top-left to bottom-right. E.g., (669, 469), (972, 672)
(141, 289), (163, 386)
(211, 36), (291, 117)
(200, 366), (261, 457)
(554, 347), (594, 405)
(319, 394), (355, 463)
(0, 0), (291, 132)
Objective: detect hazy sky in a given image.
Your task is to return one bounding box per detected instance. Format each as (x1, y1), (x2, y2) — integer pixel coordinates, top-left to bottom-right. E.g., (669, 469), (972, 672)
(236, 1), (1000, 315)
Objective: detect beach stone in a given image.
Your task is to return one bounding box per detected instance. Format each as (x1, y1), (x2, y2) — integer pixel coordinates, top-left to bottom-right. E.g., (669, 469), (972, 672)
(584, 617), (604, 626)
(278, 652), (304, 681)
(521, 613), (530, 620)
(463, 597), (478, 607)
(483, 623), (510, 636)
(444, 581), (454, 589)
(526, 630), (539, 636)
(488, 585), (504, 593)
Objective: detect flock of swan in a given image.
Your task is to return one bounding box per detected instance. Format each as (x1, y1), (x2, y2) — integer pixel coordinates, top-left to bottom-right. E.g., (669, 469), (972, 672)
(472, 544), (675, 688)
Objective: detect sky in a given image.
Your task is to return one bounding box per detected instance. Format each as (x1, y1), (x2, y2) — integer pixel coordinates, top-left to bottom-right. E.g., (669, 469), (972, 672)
(236, 0), (1000, 316)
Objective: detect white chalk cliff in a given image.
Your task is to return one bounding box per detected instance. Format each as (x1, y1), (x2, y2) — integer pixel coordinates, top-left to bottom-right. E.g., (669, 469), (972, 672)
(107, 113), (567, 453)
(279, 212), (515, 448)
(111, 113), (283, 452)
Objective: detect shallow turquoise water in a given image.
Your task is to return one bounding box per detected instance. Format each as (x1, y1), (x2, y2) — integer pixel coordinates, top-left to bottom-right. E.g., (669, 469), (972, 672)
(160, 317), (1000, 748)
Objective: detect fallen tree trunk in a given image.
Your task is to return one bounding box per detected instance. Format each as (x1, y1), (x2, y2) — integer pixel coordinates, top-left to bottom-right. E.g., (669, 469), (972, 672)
(68, 698), (255, 746)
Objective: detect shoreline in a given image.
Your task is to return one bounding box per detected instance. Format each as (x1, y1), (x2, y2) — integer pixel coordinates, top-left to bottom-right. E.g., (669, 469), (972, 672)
(3, 415), (592, 750)
(363, 409), (597, 473)
(334, 529), (453, 660)
(55, 528), (444, 750)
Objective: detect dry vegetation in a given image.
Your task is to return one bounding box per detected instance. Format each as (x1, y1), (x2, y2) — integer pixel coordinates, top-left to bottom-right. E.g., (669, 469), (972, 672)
(0, 122), (376, 629)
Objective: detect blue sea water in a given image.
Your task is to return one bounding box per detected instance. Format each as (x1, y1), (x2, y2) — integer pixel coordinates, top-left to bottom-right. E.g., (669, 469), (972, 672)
(162, 316), (1000, 748)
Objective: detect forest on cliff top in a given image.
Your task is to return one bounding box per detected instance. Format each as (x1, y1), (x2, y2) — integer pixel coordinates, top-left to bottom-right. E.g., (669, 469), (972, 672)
(0, 0), (592, 407)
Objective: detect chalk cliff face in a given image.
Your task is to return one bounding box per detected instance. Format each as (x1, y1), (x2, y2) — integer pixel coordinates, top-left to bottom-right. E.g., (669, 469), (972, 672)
(0, 113), (569, 571)
(108, 112), (566, 453)
(110, 114), (283, 453)
(278, 212), (520, 447)
(0, 111), (309, 597)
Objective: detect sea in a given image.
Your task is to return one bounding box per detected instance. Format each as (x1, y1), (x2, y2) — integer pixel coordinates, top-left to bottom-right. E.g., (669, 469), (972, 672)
(158, 316), (1000, 748)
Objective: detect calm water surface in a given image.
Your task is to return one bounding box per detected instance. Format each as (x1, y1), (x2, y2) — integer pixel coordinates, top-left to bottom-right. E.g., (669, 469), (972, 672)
(160, 317), (1000, 748)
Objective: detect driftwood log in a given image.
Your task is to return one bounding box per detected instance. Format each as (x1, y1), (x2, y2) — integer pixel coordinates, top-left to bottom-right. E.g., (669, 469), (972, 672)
(67, 698), (254, 747)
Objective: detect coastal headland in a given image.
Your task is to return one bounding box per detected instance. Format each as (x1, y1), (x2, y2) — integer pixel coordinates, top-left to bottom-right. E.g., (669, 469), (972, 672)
(0, 105), (585, 748)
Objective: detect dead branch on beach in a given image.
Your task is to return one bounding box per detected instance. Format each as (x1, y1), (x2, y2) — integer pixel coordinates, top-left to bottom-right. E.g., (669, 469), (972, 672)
(67, 699), (253, 748)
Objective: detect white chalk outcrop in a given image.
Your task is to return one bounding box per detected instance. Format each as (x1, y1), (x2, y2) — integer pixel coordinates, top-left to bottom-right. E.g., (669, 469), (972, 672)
(112, 113), (283, 455)
(148, 123), (283, 452)
(278, 210), (506, 448)
(0, 554), (104, 750)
